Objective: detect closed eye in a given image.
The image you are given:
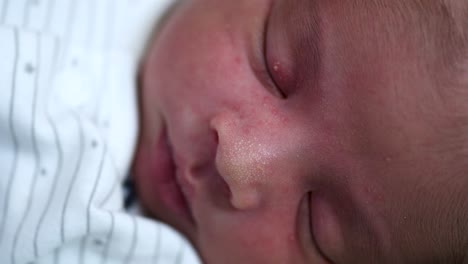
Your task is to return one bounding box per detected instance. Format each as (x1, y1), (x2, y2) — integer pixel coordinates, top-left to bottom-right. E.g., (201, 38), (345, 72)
(260, 1), (287, 99)
(297, 192), (334, 263)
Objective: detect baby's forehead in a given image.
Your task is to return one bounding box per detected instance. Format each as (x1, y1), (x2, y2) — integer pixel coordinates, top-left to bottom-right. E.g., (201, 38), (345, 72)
(150, 0), (466, 75)
(319, 0), (465, 66)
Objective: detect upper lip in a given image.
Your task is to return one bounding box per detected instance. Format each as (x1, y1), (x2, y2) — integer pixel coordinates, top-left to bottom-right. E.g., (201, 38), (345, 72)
(173, 165), (196, 221)
(162, 126), (197, 225)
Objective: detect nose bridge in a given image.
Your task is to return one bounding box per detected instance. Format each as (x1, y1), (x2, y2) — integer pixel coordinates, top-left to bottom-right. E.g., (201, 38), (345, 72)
(211, 107), (287, 210)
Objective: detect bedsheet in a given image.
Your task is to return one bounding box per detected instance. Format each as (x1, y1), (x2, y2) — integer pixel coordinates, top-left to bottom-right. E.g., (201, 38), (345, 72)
(0, 0), (201, 263)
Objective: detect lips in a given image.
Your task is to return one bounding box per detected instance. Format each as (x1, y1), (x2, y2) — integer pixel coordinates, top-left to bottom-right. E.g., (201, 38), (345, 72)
(150, 126), (195, 225)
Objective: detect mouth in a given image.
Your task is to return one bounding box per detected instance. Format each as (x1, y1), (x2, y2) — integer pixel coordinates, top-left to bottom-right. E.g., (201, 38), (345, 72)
(150, 125), (195, 227)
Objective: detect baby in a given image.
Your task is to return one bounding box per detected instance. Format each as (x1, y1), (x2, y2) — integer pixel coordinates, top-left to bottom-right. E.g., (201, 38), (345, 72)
(133, 0), (468, 263)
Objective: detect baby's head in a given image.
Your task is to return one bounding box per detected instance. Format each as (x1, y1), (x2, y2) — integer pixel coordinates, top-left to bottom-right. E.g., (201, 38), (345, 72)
(133, 0), (468, 263)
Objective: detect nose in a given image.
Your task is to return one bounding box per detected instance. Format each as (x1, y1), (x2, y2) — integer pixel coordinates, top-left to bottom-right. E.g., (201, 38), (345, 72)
(211, 107), (293, 211)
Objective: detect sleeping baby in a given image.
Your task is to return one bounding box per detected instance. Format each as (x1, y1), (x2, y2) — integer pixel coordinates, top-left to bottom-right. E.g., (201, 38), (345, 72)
(134, 0), (468, 263)
(1, 0), (467, 263)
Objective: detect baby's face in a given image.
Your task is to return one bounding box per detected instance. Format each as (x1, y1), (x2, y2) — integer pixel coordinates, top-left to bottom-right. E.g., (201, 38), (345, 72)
(134, 1), (468, 263)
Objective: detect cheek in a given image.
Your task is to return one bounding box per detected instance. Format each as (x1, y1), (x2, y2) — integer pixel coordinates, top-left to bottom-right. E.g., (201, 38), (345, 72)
(196, 207), (302, 264)
(152, 40), (246, 121)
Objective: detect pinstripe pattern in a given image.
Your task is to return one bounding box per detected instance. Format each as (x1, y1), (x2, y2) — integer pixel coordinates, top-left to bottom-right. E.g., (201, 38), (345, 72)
(65, 0), (76, 37)
(60, 111), (85, 243)
(175, 241), (185, 264)
(85, 0), (95, 49)
(153, 223), (162, 263)
(124, 216), (138, 264)
(54, 249), (59, 264)
(0, 0), (8, 23)
(44, 0), (55, 31)
(79, 238), (87, 264)
(99, 175), (119, 207)
(55, 0), (77, 73)
(33, 36), (62, 258)
(87, 146), (107, 234)
(92, 0), (115, 125)
(102, 211), (115, 264)
(0, 0), (201, 263)
(0, 28), (19, 245)
(22, 0), (30, 26)
(11, 32), (41, 264)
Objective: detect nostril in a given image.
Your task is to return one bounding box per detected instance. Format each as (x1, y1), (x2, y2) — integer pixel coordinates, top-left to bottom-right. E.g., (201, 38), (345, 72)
(214, 145), (263, 211)
(229, 186), (261, 211)
(212, 129), (219, 145)
(211, 114), (264, 211)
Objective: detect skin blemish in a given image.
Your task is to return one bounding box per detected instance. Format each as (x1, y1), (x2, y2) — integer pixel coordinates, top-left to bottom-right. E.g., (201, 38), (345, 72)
(364, 186), (384, 204)
(234, 56), (241, 65)
(270, 60), (285, 79)
(273, 62), (280, 72)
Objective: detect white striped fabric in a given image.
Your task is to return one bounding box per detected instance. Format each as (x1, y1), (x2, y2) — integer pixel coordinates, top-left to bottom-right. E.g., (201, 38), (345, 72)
(0, 0), (201, 263)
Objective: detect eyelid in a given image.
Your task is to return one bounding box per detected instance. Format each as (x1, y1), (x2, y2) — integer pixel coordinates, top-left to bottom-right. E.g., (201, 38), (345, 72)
(297, 192), (334, 263)
(247, 1), (285, 99)
(262, 5), (287, 99)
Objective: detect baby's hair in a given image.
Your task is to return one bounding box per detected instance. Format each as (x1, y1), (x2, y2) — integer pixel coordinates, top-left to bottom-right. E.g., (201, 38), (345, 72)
(413, 0), (467, 82)
(364, 0), (467, 69)
(367, 0), (468, 98)
(418, 0), (468, 73)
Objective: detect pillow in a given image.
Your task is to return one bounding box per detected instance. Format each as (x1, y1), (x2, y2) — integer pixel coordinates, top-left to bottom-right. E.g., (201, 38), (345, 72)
(0, 0), (200, 263)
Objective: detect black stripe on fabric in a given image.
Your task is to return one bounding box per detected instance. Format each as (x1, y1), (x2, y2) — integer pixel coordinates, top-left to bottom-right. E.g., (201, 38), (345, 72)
(23, 0), (40, 28)
(44, 0), (55, 31)
(87, 145), (107, 234)
(33, 37), (62, 258)
(85, 0), (95, 49)
(58, 0), (77, 70)
(0, 0), (9, 23)
(103, 0), (116, 50)
(78, 142), (108, 264)
(124, 216), (138, 264)
(23, 0), (30, 27)
(11, 32), (41, 264)
(61, 111), (85, 243)
(99, 175), (118, 207)
(99, 137), (123, 207)
(153, 224), (161, 263)
(53, 247), (59, 264)
(93, 0), (118, 118)
(175, 241), (185, 264)
(0, 27), (19, 245)
(65, 0), (76, 38)
(102, 211), (115, 264)
(79, 237), (86, 264)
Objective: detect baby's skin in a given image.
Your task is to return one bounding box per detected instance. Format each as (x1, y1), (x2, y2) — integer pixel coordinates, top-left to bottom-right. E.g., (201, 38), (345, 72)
(133, 0), (468, 263)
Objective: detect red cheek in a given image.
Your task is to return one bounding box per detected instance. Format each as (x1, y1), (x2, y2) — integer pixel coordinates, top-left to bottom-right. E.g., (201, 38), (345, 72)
(234, 56), (242, 65)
